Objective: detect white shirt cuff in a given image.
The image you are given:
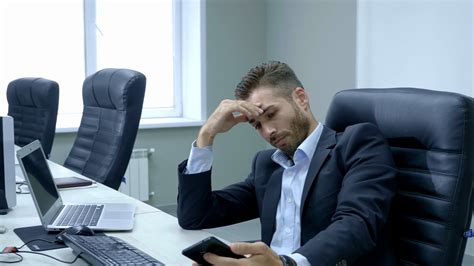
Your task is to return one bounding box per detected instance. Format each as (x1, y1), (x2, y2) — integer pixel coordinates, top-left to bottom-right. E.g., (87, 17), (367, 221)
(185, 140), (213, 174)
(289, 253), (310, 266)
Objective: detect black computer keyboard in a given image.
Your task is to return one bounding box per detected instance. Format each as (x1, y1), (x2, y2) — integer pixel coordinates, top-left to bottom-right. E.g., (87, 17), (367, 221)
(61, 234), (165, 265)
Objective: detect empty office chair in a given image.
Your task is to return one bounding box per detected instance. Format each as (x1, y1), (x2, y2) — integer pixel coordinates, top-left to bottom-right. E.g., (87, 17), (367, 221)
(325, 88), (473, 265)
(64, 68), (146, 190)
(7, 77), (59, 157)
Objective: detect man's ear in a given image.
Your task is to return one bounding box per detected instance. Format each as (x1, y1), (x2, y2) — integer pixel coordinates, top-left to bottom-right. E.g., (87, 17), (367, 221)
(293, 87), (309, 110)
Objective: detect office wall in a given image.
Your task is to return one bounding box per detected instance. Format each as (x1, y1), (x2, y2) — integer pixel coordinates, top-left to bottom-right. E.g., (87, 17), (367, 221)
(357, 0), (473, 97)
(266, 0), (357, 124)
(50, 0), (268, 207)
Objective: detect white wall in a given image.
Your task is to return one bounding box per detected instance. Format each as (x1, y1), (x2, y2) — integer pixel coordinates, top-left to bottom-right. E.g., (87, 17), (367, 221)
(357, 0), (473, 97)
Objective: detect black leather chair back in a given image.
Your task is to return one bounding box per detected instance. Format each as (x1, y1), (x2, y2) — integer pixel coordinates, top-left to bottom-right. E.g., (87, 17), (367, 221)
(325, 88), (473, 266)
(64, 69), (146, 190)
(7, 77), (59, 157)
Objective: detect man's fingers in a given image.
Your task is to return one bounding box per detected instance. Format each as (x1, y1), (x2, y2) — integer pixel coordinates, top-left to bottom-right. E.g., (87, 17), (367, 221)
(219, 99), (263, 120)
(230, 241), (268, 256)
(201, 242), (278, 266)
(236, 101), (264, 118)
(203, 252), (241, 265)
(233, 114), (249, 124)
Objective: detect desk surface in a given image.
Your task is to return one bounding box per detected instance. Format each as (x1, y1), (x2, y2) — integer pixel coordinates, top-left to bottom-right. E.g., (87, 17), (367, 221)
(1, 160), (216, 265)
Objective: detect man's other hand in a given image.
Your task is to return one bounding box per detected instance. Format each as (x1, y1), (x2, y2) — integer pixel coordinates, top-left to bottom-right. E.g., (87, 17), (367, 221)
(194, 241), (283, 266)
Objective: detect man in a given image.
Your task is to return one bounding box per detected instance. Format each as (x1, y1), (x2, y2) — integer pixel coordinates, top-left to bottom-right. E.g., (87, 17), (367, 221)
(178, 61), (397, 265)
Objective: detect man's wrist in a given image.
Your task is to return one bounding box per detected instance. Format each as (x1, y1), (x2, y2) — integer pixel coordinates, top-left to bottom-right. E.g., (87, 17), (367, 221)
(279, 255), (297, 266)
(197, 127), (215, 147)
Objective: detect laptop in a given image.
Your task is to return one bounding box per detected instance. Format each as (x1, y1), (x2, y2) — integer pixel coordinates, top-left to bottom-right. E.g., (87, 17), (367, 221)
(16, 140), (135, 231)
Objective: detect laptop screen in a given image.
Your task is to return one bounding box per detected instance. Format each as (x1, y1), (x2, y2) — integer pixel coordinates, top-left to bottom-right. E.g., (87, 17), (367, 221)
(20, 147), (59, 216)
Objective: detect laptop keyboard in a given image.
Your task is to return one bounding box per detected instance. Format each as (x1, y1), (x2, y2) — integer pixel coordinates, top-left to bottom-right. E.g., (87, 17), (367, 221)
(56, 204), (104, 226)
(62, 234), (164, 265)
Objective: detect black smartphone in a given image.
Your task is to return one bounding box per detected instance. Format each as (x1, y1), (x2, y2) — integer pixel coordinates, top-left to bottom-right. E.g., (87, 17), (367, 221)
(182, 236), (245, 265)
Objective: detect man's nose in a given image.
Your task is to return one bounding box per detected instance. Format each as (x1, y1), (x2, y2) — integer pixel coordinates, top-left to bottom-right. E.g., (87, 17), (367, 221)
(262, 124), (276, 138)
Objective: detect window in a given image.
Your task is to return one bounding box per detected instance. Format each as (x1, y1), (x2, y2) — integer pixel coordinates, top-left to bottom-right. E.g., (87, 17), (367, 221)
(0, 0), (85, 117)
(0, 0), (204, 131)
(91, 0), (179, 117)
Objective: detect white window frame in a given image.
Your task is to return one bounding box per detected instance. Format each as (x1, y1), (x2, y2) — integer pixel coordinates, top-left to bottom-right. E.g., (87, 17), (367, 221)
(57, 0), (206, 132)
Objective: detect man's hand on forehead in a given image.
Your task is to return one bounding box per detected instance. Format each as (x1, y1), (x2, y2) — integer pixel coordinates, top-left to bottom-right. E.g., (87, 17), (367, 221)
(248, 104), (272, 126)
(232, 101), (263, 123)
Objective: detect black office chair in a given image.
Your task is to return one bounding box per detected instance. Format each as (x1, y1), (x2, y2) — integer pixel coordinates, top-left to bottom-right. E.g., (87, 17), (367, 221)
(64, 68), (146, 190)
(6, 77), (59, 158)
(325, 88), (473, 265)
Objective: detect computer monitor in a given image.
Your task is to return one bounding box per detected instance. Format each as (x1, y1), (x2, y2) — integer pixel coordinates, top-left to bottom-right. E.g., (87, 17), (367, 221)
(0, 116), (16, 214)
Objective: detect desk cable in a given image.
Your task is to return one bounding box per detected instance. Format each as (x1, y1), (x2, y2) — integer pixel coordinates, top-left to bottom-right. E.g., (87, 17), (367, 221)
(0, 239), (81, 264)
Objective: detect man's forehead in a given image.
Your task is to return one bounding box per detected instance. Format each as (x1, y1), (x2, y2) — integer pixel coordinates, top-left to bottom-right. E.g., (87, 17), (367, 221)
(247, 86), (281, 103)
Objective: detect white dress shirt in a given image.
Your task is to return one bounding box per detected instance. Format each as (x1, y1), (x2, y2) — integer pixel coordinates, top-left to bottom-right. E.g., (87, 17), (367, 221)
(185, 123), (324, 266)
(269, 123), (323, 265)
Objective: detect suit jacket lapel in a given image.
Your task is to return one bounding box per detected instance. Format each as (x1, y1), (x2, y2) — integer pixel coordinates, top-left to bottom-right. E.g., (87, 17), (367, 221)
(300, 127), (336, 215)
(261, 167), (283, 245)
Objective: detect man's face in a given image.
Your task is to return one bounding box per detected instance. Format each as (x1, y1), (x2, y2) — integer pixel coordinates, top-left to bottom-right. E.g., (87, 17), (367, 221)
(247, 87), (310, 157)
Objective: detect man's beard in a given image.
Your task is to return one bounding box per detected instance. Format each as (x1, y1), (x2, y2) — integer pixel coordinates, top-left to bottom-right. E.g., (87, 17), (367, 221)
(279, 106), (310, 157)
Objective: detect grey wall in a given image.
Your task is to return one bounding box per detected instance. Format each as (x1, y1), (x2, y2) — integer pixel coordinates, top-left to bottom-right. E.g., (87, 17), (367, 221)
(266, 0), (357, 123)
(204, 0), (268, 191)
(50, 0), (357, 207)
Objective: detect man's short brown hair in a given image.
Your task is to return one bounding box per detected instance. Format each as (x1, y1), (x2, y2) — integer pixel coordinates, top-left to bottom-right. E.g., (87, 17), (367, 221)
(234, 61), (303, 100)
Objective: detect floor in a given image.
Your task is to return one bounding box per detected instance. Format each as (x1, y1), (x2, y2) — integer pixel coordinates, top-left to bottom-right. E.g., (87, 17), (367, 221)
(159, 204), (474, 265)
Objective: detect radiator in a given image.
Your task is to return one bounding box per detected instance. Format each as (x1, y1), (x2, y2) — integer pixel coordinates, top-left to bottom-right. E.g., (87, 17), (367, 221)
(119, 148), (153, 201)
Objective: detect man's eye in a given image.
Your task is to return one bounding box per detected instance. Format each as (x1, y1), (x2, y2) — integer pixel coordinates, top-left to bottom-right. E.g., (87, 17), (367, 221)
(267, 113), (274, 119)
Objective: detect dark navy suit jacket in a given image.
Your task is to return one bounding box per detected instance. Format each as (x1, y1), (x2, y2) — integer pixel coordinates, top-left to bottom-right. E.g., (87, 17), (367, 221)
(178, 123), (397, 265)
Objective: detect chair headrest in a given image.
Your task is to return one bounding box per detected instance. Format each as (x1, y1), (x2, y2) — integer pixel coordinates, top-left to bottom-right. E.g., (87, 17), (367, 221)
(7, 77), (59, 108)
(82, 68), (146, 110)
(325, 88), (473, 152)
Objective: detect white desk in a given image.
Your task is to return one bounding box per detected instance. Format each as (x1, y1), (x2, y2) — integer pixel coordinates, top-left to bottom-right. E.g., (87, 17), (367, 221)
(1, 160), (216, 265)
